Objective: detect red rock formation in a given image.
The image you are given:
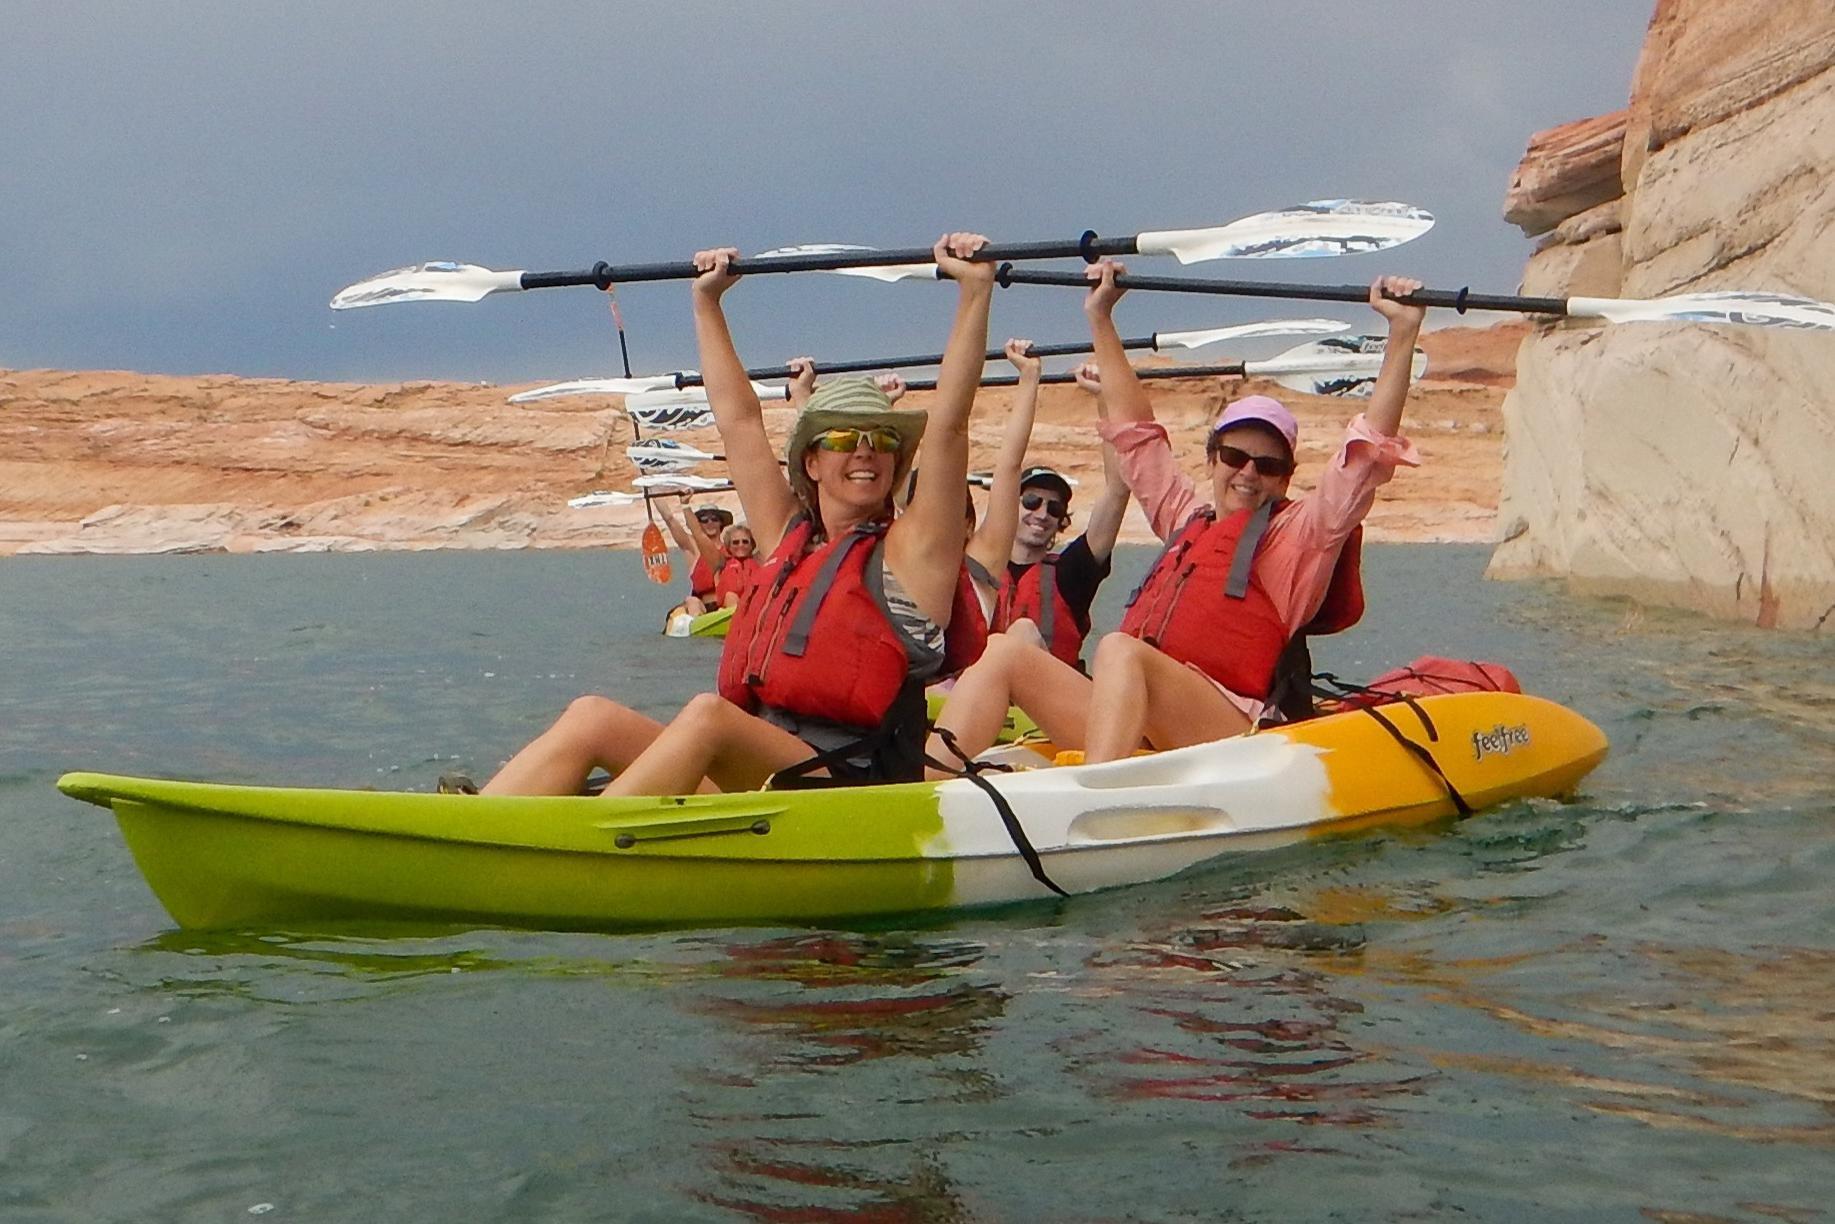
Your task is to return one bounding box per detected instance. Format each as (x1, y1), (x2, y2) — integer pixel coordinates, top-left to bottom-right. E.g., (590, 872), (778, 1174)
(0, 326), (1522, 555)
(1490, 0), (1835, 632)
(1503, 112), (1629, 238)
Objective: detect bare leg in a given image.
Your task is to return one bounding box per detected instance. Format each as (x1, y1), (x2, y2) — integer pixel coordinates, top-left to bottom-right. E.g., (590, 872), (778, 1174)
(926, 633), (1093, 776)
(684, 595), (709, 616)
(1083, 633), (1250, 763)
(482, 695), (667, 796)
(1003, 616), (1045, 651)
(604, 692), (817, 796)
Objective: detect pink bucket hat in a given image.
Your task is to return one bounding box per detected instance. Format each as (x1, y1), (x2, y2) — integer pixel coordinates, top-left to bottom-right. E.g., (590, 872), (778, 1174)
(1211, 395), (1298, 460)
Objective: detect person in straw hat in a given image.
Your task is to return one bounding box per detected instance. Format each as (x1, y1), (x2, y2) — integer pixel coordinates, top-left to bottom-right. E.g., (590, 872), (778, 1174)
(926, 261), (1427, 771)
(478, 234), (994, 796)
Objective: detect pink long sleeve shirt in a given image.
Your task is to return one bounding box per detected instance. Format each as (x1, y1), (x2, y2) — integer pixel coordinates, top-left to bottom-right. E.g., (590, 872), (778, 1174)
(1097, 413), (1421, 716)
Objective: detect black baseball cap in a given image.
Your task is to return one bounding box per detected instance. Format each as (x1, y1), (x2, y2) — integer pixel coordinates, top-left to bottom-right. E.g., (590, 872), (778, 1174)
(1018, 466), (1073, 503)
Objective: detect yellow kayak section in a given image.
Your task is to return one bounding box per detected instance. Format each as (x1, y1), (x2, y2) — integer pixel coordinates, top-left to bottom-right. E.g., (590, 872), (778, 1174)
(58, 691), (1607, 932)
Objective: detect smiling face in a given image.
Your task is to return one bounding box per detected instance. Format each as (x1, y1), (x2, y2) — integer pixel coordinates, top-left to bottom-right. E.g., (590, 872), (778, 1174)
(1207, 423), (1295, 517)
(802, 432), (897, 519)
(693, 512), (726, 541)
(722, 527), (756, 559)
(1015, 485), (1069, 551)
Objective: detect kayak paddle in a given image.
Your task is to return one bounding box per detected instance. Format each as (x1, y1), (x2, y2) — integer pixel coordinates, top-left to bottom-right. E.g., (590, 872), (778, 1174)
(994, 267), (1835, 332)
(328, 201), (1433, 309)
(508, 317), (1351, 402)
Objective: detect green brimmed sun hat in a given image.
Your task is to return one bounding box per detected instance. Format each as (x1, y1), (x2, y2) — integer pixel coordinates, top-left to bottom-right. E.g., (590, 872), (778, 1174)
(784, 377), (928, 509)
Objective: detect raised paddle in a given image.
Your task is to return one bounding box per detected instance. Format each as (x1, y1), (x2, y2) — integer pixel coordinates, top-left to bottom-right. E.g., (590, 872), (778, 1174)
(994, 266), (1835, 332)
(605, 336), (1426, 413)
(508, 317), (1351, 401)
(328, 201), (1434, 309)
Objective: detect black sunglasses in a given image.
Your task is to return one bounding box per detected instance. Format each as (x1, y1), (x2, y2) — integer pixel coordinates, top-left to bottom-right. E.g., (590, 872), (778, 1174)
(1207, 441), (1294, 478)
(1020, 492), (1067, 518)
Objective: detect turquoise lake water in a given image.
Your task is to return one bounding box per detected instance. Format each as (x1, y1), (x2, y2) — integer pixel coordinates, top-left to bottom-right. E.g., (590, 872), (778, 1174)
(2, 545), (1831, 1221)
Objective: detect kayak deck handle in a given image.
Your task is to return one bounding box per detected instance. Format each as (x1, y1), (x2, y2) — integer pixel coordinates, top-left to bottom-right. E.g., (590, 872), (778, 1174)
(599, 812), (776, 848)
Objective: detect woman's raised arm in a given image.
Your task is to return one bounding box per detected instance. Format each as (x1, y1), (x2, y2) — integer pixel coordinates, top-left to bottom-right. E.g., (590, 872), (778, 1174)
(690, 248), (799, 552)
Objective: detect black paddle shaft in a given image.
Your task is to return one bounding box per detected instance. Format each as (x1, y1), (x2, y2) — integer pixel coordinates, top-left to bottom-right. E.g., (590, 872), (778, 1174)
(902, 362), (1250, 393)
(516, 232), (1146, 291)
(655, 334), (1161, 389)
(995, 266), (1570, 317)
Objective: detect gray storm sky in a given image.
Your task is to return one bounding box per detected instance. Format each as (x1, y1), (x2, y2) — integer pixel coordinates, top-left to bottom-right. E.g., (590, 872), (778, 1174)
(1, 2), (1655, 385)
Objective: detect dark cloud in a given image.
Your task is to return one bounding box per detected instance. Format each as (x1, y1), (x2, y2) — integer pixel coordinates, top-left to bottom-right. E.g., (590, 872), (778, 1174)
(0, 1), (1653, 382)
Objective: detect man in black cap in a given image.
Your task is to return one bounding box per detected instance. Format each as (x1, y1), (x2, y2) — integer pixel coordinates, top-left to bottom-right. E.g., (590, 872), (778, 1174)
(988, 361), (1129, 668)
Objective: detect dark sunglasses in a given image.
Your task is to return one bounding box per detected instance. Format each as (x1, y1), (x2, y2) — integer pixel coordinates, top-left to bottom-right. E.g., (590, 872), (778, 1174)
(810, 426), (901, 454)
(1207, 441), (1294, 478)
(1020, 492), (1067, 518)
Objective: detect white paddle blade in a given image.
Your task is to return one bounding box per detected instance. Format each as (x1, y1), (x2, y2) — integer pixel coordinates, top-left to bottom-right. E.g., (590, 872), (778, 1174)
(510, 375), (677, 403)
(632, 474), (733, 493)
(627, 440), (720, 473)
(623, 390), (718, 434)
(567, 491), (644, 509)
(1155, 318), (1351, 350)
(1247, 335), (1427, 397)
(1568, 291), (1835, 331)
(329, 261), (525, 309)
(754, 244), (939, 283)
(1137, 200), (1435, 264)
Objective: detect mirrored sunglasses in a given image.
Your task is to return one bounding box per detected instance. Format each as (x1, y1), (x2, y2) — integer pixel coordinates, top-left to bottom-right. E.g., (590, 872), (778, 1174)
(1208, 441), (1294, 478)
(1020, 491), (1067, 519)
(811, 426), (902, 454)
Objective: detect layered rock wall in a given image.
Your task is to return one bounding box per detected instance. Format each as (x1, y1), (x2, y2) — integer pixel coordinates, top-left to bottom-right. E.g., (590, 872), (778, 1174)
(0, 328), (1520, 556)
(1489, 0), (1835, 631)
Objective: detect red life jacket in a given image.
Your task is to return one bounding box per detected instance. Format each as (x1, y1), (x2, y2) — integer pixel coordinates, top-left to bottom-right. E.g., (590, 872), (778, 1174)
(712, 553), (758, 607)
(994, 553), (1085, 668)
(1118, 499), (1363, 700)
(942, 564), (989, 676)
(717, 516), (977, 731)
(688, 553), (717, 599)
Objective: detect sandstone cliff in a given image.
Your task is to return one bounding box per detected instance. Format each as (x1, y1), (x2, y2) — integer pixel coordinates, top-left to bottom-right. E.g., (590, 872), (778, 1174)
(1490, 0), (1835, 631)
(0, 325), (1517, 557)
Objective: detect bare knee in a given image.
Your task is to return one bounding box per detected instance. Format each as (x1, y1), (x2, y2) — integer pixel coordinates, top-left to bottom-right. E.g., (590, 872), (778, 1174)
(980, 631), (1045, 672)
(559, 694), (634, 735)
(1091, 632), (1148, 673)
(675, 691), (737, 734)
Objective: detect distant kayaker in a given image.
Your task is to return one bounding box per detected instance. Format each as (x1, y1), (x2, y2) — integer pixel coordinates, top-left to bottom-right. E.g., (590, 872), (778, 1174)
(480, 234), (994, 797)
(710, 522), (758, 610)
(927, 265), (1426, 770)
(658, 497), (732, 616)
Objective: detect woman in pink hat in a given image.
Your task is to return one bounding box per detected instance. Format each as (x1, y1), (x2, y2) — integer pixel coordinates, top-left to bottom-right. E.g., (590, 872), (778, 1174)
(927, 263), (1426, 770)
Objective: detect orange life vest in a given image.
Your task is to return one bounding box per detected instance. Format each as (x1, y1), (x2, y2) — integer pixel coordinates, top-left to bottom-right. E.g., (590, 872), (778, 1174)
(1118, 500), (1363, 700)
(688, 554), (717, 600)
(717, 516), (978, 733)
(994, 553), (1085, 668)
(712, 553), (758, 607)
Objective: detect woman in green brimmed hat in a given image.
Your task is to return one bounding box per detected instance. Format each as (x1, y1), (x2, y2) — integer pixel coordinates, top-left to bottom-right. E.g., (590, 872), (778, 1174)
(480, 234), (994, 797)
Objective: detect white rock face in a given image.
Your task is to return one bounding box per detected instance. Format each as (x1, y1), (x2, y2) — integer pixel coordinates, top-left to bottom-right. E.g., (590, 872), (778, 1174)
(1488, 1), (1835, 631)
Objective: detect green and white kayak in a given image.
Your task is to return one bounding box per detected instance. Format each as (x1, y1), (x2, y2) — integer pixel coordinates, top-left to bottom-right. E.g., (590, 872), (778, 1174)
(58, 691), (1607, 932)
(663, 604), (734, 638)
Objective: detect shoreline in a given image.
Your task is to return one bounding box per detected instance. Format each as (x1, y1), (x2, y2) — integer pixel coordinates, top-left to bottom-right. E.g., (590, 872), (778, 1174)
(0, 323), (1522, 557)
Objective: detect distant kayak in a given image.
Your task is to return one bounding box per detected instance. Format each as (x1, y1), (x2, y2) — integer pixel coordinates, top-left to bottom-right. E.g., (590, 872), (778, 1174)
(662, 604), (734, 638)
(59, 691), (1607, 933)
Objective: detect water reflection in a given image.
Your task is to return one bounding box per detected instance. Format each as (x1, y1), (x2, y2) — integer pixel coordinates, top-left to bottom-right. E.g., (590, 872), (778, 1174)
(1067, 901), (1431, 1133)
(681, 931), (1003, 1220)
(1368, 939), (1835, 1150)
(694, 932), (1008, 1070)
